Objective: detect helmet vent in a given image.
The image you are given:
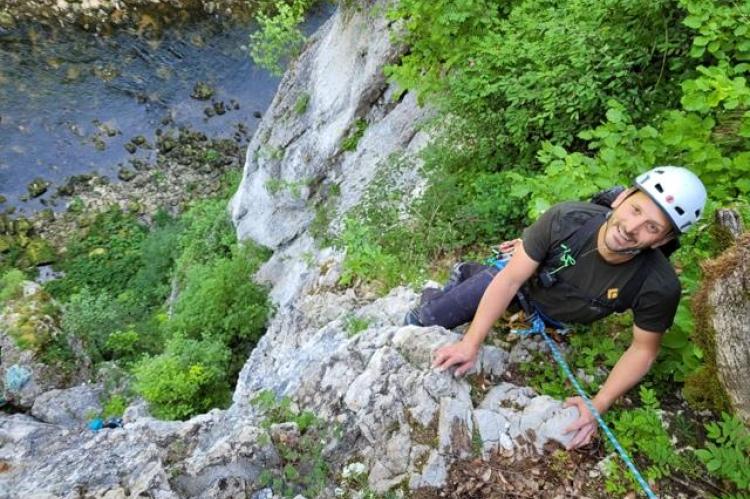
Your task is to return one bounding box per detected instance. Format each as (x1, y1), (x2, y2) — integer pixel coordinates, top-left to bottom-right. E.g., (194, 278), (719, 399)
(674, 206), (685, 216)
(654, 183), (664, 193)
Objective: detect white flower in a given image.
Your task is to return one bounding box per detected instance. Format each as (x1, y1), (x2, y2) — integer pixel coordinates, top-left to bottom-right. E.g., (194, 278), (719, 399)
(342, 462), (367, 479)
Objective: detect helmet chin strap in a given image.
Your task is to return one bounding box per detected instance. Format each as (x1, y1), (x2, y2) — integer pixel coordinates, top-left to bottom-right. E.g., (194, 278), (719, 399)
(603, 211), (643, 255)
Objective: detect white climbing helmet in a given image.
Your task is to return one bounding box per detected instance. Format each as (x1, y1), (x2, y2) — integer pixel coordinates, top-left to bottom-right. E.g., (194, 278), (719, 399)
(634, 166), (707, 234)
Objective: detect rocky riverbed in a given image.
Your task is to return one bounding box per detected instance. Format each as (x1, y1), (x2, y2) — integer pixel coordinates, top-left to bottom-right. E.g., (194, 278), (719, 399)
(0, 123), (250, 272)
(0, 0), (254, 31)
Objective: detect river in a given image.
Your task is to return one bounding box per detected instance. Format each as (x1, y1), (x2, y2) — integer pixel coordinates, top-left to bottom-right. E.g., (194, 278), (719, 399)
(0, 6), (331, 215)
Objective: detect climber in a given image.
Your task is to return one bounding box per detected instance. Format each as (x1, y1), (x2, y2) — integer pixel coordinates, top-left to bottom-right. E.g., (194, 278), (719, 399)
(405, 166), (707, 450)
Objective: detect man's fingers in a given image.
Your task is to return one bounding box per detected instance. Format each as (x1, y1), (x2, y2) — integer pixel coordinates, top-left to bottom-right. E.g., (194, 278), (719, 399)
(564, 417), (586, 434)
(432, 347), (450, 368)
(432, 350), (458, 371)
(566, 424), (596, 450)
(562, 396), (578, 408)
(454, 361), (473, 377)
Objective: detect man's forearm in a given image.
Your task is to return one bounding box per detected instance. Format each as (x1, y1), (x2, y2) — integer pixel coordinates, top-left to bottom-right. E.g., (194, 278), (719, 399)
(592, 343), (659, 412)
(463, 273), (520, 349)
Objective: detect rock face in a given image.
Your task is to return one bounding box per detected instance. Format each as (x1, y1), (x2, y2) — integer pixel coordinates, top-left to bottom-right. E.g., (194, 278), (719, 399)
(0, 285), (578, 498)
(0, 2), (580, 497)
(229, 0), (430, 266)
(696, 232), (750, 424)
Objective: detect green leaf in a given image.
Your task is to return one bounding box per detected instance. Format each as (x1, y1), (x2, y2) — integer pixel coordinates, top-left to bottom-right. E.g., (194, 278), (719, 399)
(606, 108), (625, 124)
(690, 45), (706, 58)
(683, 16), (703, 29)
(551, 144), (568, 159)
(693, 36), (710, 47)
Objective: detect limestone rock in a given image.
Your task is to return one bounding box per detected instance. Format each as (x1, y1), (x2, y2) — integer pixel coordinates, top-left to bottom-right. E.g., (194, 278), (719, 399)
(230, 2), (431, 257)
(0, 2), (585, 496)
(31, 384), (104, 426)
(696, 232), (750, 424)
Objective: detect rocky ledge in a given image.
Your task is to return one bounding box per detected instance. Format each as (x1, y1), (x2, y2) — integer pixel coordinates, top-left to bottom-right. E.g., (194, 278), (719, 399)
(0, 281), (579, 498)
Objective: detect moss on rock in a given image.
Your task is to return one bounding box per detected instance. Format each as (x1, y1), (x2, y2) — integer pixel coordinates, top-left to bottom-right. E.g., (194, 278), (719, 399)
(24, 238), (57, 266)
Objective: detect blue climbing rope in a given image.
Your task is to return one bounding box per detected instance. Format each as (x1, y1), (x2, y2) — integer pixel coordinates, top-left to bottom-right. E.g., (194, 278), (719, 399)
(490, 256), (658, 499)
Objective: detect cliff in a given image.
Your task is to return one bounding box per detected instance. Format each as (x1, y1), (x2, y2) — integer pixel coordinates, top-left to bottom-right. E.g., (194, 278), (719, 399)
(0, 3), (579, 497)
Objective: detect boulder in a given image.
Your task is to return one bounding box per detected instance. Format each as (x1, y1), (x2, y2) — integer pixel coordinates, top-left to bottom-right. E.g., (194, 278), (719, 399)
(31, 384), (104, 426)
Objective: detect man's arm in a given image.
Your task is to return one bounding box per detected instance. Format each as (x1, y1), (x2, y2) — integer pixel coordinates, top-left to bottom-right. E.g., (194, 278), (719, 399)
(432, 243), (539, 376)
(564, 324), (662, 449)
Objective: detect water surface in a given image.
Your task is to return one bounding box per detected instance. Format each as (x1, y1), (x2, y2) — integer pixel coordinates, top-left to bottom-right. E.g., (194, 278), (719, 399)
(0, 7), (330, 214)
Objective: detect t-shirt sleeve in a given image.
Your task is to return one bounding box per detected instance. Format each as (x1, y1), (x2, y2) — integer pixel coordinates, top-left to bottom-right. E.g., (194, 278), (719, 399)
(522, 205), (561, 263)
(631, 263), (681, 333)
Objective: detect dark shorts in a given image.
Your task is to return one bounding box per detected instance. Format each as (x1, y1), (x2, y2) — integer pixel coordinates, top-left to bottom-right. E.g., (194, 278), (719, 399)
(415, 262), (517, 329)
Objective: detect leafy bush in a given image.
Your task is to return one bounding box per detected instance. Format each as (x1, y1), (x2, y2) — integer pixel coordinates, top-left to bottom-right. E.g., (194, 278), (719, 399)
(61, 288), (127, 362)
(45, 208), (148, 300)
(170, 246), (271, 347)
(133, 335), (231, 420)
(387, 0), (691, 167)
(104, 329), (142, 363)
(695, 412), (750, 492)
(127, 211), (182, 309)
(174, 198), (237, 274)
(102, 394), (129, 418)
(249, 0), (311, 75)
(336, 147), (529, 292)
(606, 386), (686, 487)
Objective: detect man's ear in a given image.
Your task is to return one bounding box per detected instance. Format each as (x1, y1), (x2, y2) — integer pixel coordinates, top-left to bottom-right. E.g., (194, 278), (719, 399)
(611, 187), (637, 209)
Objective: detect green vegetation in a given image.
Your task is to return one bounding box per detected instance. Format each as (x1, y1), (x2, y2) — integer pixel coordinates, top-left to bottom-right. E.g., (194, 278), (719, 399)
(344, 313), (370, 337)
(604, 387), (688, 493)
(134, 335), (232, 420)
(101, 394), (129, 419)
(325, 0), (750, 494)
(695, 412), (750, 492)
(249, 0), (312, 75)
(252, 390), (332, 497)
(341, 119), (368, 152)
(45, 207), (149, 300)
(265, 177), (310, 198)
(294, 93), (310, 115)
(0, 268), (25, 304)
(19, 170), (272, 420)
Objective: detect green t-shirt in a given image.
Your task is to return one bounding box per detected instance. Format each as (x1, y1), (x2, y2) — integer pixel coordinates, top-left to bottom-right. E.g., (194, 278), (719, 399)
(522, 202), (680, 333)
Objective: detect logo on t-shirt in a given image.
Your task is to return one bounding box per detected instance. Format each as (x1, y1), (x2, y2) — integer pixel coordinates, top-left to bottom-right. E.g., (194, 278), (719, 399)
(607, 288), (619, 300)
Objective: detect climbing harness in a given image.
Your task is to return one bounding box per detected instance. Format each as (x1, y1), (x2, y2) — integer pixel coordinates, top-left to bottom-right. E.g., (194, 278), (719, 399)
(489, 255), (659, 499)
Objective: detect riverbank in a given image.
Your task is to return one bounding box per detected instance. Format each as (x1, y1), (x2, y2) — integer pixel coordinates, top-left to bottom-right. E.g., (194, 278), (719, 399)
(0, 123), (250, 273)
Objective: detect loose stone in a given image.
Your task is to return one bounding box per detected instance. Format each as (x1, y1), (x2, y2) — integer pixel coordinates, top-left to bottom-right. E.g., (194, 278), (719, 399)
(27, 178), (50, 198)
(117, 168), (136, 182)
(191, 81), (214, 100)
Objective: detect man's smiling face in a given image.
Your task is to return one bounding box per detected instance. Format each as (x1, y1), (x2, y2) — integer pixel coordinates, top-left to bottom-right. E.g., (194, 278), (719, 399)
(604, 191), (673, 253)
